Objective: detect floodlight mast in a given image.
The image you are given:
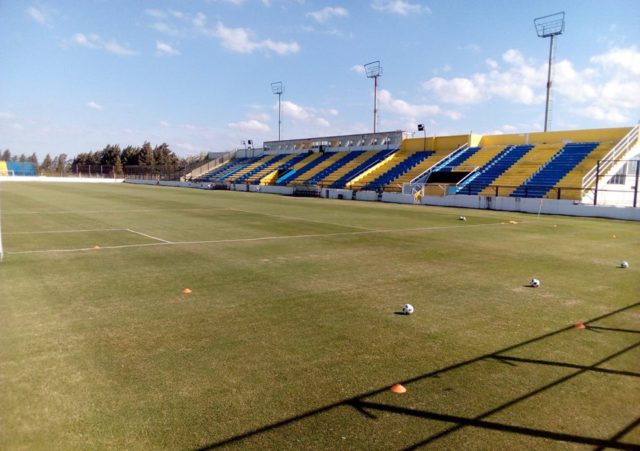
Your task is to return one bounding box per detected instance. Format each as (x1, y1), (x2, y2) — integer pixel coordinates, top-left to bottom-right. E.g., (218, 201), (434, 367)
(271, 81), (284, 140)
(534, 12), (565, 132)
(364, 61), (382, 133)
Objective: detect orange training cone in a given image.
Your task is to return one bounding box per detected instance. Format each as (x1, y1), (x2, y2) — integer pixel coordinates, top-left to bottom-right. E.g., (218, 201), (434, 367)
(182, 288), (192, 294)
(390, 384), (407, 394)
(575, 322), (586, 329)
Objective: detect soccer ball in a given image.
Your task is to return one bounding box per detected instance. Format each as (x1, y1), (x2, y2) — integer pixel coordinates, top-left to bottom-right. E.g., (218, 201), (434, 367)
(458, 216), (466, 221)
(620, 261), (629, 269)
(530, 278), (540, 288)
(402, 304), (414, 315)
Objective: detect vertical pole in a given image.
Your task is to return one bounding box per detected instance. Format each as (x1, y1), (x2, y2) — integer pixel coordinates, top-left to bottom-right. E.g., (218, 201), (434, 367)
(278, 92), (282, 141)
(543, 35), (554, 132)
(423, 128), (427, 151)
(594, 160), (600, 206)
(633, 160), (639, 208)
(373, 76), (378, 134)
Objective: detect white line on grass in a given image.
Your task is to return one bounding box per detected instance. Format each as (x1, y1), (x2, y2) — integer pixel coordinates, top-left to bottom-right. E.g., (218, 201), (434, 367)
(2, 207), (230, 216)
(125, 228), (172, 243)
(8, 221), (512, 255)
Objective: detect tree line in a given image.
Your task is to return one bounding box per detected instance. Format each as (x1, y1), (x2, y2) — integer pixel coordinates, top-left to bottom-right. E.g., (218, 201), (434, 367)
(2, 143), (206, 176)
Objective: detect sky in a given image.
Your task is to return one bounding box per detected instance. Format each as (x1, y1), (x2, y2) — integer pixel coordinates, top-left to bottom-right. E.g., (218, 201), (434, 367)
(1, 0), (639, 160)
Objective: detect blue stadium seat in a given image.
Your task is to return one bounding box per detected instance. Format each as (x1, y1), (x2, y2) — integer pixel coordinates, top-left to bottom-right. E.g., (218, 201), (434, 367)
(276, 152), (334, 186)
(510, 142), (598, 198)
(306, 151), (365, 185)
(235, 154), (288, 183)
(362, 151), (433, 191)
(330, 148), (397, 189)
(433, 146), (481, 172)
(457, 145), (533, 195)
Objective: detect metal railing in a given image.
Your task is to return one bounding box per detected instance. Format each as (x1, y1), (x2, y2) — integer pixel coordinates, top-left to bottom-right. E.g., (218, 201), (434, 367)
(583, 124), (639, 191)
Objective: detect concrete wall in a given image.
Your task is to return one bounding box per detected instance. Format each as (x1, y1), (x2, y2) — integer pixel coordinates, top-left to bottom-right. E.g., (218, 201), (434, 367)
(479, 127), (631, 146)
(126, 179), (639, 221)
(402, 134), (470, 152)
(126, 179), (211, 189)
(320, 188), (640, 221)
(0, 176), (124, 183)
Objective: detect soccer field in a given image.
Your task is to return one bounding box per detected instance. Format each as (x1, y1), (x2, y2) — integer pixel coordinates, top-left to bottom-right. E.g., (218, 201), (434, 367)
(1, 182), (638, 450)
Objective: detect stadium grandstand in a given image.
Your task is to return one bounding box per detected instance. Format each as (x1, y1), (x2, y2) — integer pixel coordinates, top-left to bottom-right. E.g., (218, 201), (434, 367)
(186, 124), (639, 208)
(0, 161), (37, 177)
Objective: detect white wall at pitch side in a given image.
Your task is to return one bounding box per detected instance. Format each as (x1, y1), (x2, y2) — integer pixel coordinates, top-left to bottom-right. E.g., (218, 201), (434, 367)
(0, 176), (124, 183)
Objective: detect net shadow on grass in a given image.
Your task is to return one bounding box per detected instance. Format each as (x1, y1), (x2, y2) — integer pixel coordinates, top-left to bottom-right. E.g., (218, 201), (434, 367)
(195, 302), (640, 450)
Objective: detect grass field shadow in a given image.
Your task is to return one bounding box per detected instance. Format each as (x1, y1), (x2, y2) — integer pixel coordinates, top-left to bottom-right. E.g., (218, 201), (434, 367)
(195, 302), (640, 450)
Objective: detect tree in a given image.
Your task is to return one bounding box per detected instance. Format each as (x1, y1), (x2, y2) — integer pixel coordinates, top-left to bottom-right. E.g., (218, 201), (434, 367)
(41, 154), (53, 173)
(2, 149), (11, 161)
(28, 152), (39, 168)
(121, 145), (141, 166)
(139, 141), (155, 167)
(114, 153), (124, 177)
(153, 143), (177, 167)
(100, 144), (121, 166)
(55, 154), (67, 175)
(19, 154), (27, 163)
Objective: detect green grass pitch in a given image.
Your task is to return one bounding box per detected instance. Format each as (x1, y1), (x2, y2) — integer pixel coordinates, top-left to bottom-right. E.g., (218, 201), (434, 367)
(1, 182), (638, 450)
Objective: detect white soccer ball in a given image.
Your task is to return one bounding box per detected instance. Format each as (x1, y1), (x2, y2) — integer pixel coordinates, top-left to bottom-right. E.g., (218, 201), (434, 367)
(620, 261), (629, 269)
(458, 216), (466, 221)
(402, 304), (414, 315)
(530, 278), (540, 288)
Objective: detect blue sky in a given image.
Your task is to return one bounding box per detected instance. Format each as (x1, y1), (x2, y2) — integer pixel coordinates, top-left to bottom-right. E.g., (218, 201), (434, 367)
(1, 0), (639, 159)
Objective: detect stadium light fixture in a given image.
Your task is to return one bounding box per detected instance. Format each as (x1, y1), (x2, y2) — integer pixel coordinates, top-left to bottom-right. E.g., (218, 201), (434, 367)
(271, 81), (285, 141)
(364, 61), (382, 133)
(534, 12), (565, 132)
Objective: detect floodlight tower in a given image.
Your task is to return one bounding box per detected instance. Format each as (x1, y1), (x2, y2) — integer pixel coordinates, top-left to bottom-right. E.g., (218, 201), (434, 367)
(534, 12), (565, 132)
(364, 61), (382, 133)
(271, 81), (284, 141)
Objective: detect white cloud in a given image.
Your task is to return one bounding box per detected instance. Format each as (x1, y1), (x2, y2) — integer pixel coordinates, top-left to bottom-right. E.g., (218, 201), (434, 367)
(156, 41), (180, 56)
(144, 9), (166, 19)
(308, 6), (349, 23)
(421, 45), (640, 125)
(502, 48), (524, 65)
(27, 6), (50, 26)
(423, 77), (486, 105)
(87, 101), (103, 110)
(423, 48), (546, 105)
(371, 0), (429, 15)
(227, 119), (271, 133)
(0, 112), (15, 120)
(281, 100), (310, 120)
(378, 89), (457, 121)
(159, 120), (170, 127)
(193, 12), (207, 28)
(351, 64), (366, 74)
(591, 47), (640, 76)
(278, 100), (336, 128)
(104, 40), (137, 56)
(152, 22), (180, 36)
(72, 33), (137, 56)
(213, 21), (300, 55)
(570, 105), (629, 123)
